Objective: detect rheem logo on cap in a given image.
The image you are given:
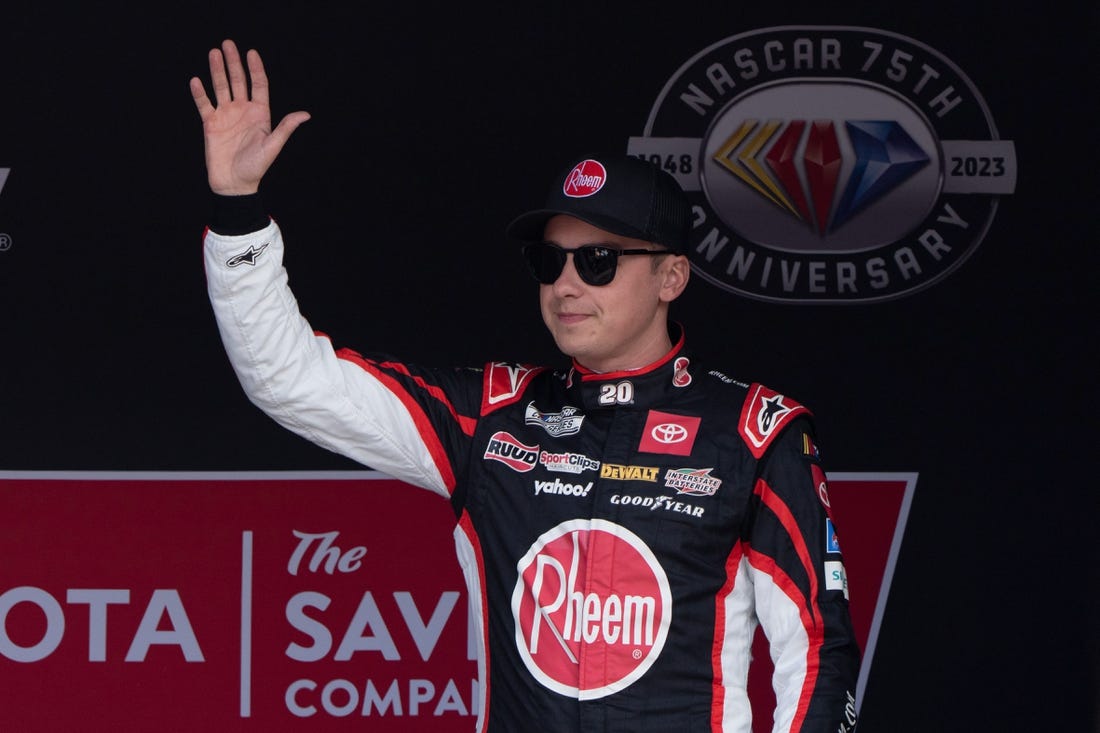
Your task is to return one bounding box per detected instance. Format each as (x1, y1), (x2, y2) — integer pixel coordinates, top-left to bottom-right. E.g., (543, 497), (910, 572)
(512, 519), (672, 699)
(563, 159), (608, 198)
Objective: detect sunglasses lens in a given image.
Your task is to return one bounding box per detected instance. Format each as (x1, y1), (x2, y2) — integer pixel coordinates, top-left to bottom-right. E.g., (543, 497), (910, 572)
(522, 243), (620, 286)
(523, 244), (566, 284)
(574, 246), (618, 286)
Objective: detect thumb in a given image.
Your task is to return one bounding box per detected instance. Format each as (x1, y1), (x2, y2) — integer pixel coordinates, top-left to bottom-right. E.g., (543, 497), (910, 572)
(267, 110), (312, 155)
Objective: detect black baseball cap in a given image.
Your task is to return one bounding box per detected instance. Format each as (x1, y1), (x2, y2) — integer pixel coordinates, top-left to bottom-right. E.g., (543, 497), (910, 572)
(506, 155), (691, 253)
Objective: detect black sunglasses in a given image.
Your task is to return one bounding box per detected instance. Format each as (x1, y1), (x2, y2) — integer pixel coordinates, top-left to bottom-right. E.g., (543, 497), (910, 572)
(522, 242), (671, 286)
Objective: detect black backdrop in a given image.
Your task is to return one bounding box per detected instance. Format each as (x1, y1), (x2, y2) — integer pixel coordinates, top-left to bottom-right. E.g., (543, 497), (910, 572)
(0, 2), (1096, 730)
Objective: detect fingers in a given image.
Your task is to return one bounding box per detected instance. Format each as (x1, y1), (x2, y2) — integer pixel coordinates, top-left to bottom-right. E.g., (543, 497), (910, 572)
(221, 39), (249, 103)
(246, 49), (269, 107)
(189, 76), (215, 120)
(207, 46), (230, 105)
(204, 39), (253, 106)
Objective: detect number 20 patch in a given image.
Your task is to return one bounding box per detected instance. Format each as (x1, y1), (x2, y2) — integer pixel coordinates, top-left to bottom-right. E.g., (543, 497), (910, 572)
(598, 381), (635, 406)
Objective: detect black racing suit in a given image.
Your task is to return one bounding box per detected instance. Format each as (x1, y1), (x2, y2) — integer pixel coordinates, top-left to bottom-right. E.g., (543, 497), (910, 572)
(204, 211), (860, 733)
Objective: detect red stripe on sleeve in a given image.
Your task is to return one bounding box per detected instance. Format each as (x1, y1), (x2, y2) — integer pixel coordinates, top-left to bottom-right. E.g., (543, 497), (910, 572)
(335, 350), (458, 493)
(753, 479), (820, 622)
(750, 478), (827, 732)
(744, 548), (822, 732)
(710, 540), (746, 732)
(378, 360), (478, 437)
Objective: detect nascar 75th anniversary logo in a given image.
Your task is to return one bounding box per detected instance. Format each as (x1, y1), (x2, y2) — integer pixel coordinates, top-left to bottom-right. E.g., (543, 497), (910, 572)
(629, 26), (1016, 303)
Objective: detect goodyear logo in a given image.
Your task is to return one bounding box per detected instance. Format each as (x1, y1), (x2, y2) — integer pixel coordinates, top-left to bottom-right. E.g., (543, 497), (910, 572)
(628, 26), (1016, 303)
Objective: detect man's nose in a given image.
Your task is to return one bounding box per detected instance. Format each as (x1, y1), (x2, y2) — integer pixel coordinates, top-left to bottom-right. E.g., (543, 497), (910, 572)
(551, 251), (585, 293)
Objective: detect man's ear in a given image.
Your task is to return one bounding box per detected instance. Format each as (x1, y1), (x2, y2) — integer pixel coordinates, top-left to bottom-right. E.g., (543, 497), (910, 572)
(658, 255), (691, 302)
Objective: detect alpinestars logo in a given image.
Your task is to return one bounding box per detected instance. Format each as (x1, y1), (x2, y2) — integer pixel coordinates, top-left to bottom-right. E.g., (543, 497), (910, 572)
(739, 385), (808, 459)
(757, 394), (793, 434)
(226, 242), (269, 267)
(628, 26), (1016, 303)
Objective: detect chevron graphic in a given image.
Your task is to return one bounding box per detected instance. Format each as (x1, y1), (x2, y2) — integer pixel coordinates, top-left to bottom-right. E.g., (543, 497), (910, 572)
(713, 120), (801, 218)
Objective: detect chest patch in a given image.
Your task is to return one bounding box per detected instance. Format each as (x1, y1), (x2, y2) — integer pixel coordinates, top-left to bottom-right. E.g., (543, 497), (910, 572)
(511, 519), (672, 700)
(637, 411), (701, 456)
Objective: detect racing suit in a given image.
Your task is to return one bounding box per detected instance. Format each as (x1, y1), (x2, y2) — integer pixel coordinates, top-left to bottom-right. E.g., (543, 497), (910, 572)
(204, 209), (860, 733)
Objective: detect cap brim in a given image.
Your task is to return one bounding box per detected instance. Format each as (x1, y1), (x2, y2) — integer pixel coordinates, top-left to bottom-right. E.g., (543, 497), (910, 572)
(505, 208), (651, 244)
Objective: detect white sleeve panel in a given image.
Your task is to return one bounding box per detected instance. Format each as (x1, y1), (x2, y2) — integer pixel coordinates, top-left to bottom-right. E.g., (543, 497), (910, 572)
(715, 554), (757, 733)
(454, 518), (487, 733)
(203, 222), (449, 497)
(749, 562), (811, 733)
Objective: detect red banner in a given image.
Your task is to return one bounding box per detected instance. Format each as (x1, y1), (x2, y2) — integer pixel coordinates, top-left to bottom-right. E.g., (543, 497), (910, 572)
(0, 471), (914, 731)
(747, 472), (916, 731)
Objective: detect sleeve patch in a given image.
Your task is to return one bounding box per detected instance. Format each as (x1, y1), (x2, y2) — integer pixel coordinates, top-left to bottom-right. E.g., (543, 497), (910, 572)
(480, 362), (546, 416)
(738, 383), (811, 459)
(801, 432), (820, 460)
(810, 463), (835, 520)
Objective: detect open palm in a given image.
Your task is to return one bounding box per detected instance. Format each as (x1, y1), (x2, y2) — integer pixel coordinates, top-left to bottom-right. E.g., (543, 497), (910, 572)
(190, 40), (310, 195)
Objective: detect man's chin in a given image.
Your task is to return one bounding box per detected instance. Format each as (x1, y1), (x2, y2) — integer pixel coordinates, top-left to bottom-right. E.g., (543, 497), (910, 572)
(551, 334), (593, 364)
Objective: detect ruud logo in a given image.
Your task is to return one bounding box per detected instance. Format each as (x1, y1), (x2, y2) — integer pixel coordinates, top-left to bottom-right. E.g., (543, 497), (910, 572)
(484, 431), (540, 473)
(629, 26), (1017, 303)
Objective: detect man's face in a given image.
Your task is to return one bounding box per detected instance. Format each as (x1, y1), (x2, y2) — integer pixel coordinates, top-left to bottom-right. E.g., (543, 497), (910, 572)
(538, 215), (689, 373)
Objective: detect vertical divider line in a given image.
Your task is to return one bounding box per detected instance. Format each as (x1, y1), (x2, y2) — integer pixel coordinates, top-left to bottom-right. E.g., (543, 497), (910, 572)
(240, 531), (254, 717)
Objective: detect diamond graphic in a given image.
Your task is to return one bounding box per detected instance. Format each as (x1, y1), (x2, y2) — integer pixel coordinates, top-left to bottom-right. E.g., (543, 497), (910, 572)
(804, 121), (842, 235)
(765, 121), (811, 223)
(831, 121), (930, 231)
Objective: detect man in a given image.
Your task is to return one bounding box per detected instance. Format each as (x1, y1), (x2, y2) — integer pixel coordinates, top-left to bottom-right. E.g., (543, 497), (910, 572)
(192, 39), (860, 733)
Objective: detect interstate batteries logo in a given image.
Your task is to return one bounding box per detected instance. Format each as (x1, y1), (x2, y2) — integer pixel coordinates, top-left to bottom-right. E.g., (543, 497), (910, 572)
(628, 26), (1017, 303)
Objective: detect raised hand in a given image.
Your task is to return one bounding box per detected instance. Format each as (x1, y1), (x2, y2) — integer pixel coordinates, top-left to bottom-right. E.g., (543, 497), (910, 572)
(189, 39), (310, 195)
